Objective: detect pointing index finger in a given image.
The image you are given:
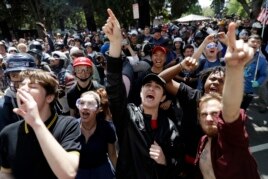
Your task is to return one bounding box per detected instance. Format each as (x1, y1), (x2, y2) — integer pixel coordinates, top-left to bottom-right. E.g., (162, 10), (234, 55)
(227, 22), (237, 50)
(107, 8), (120, 27)
(107, 8), (115, 19)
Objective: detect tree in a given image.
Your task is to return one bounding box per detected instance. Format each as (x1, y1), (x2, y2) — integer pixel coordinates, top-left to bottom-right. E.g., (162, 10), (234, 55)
(212, 0), (263, 19)
(170, 0), (199, 19)
(225, 0), (248, 18)
(202, 7), (215, 17)
(211, 0), (225, 18)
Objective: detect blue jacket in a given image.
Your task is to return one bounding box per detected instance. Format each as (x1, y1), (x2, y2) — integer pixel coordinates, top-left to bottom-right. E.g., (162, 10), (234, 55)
(244, 52), (267, 93)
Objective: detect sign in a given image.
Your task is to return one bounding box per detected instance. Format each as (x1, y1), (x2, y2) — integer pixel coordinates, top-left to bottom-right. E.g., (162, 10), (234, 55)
(132, 3), (139, 19)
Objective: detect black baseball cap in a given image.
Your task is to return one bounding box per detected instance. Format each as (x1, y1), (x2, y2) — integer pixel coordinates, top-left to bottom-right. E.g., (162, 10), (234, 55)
(142, 74), (166, 89)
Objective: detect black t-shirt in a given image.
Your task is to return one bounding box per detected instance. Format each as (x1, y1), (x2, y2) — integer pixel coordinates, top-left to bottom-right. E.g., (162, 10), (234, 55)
(78, 118), (116, 169)
(67, 80), (103, 118)
(177, 82), (204, 157)
(0, 114), (81, 179)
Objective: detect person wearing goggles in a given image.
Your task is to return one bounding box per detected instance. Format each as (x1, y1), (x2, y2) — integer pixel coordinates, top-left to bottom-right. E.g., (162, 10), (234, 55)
(76, 90), (117, 179)
(193, 33), (227, 90)
(67, 57), (103, 118)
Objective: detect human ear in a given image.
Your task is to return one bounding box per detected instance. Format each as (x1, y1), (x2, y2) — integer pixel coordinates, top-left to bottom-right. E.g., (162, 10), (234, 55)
(46, 95), (55, 104)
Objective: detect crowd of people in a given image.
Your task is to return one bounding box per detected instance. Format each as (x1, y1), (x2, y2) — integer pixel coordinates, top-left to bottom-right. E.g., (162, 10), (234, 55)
(0, 7), (266, 179)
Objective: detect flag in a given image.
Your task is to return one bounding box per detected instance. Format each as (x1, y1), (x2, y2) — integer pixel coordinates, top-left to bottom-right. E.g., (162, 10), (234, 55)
(257, 0), (268, 24)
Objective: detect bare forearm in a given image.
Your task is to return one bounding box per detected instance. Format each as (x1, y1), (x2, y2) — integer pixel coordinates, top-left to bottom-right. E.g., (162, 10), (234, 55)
(159, 63), (183, 82)
(108, 143), (118, 169)
(0, 170), (14, 179)
(192, 42), (206, 60)
(222, 67), (244, 122)
(127, 45), (136, 57)
(33, 122), (79, 179)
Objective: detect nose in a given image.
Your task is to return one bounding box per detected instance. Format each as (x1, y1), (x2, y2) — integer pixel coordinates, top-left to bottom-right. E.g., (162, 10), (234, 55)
(206, 114), (214, 122)
(81, 103), (88, 109)
(148, 84), (156, 91)
(212, 79), (220, 86)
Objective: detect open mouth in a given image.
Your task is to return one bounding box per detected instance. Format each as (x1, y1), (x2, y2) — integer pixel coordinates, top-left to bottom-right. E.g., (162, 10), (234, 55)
(81, 111), (91, 118)
(209, 50), (215, 53)
(209, 87), (218, 93)
(146, 94), (155, 101)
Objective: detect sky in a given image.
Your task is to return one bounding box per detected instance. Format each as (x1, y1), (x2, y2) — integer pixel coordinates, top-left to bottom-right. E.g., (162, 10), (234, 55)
(198, 0), (212, 8)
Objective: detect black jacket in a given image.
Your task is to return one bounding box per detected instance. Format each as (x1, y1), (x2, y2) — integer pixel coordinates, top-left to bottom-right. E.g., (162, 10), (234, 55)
(106, 57), (184, 179)
(0, 89), (22, 132)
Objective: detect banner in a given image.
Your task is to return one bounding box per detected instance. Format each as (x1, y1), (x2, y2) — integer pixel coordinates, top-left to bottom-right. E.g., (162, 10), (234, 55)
(132, 3), (139, 19)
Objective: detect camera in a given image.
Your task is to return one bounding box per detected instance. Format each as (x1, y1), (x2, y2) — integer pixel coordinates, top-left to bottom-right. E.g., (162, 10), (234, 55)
(214, 34), (219, 41)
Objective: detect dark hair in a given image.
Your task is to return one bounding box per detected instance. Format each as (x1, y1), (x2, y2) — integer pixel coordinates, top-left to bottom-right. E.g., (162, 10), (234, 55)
(198, 66), (225, 93)
(182, 44), (194, 53)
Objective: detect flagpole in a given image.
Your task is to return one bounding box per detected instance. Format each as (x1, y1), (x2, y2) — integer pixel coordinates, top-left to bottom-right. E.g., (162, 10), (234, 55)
(261, 0), (268, 38)
(254, 0), (268, 81)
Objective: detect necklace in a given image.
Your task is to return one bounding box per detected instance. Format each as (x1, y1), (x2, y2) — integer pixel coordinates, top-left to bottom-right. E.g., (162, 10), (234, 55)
(81, 122), (96, 131)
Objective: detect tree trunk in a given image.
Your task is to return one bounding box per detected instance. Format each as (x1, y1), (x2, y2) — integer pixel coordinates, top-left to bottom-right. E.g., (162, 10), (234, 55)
(236, 0), (251, 16)
(83, 3), (96, 31)
(137, 0), (150, 28)
(0, 20), (11, 41)
(251, 0), (264, 19)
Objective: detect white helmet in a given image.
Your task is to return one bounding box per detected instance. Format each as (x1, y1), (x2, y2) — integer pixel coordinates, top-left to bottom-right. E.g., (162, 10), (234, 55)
(252, 22), (262, 29)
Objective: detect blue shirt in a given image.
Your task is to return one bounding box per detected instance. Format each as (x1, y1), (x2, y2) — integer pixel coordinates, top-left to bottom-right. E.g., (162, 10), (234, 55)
(244, 52), (267, 93)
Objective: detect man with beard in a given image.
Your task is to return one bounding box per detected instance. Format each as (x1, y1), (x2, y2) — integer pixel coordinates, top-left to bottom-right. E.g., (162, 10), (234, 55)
(160, 22), (260, 179)
(159, 58), (225, 178)
(67, 57), (103, 118)
(194, 22), (260, 179)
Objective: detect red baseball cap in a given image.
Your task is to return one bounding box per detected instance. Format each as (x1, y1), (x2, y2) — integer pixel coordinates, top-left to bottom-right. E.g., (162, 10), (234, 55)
(152, 46), (167, 54)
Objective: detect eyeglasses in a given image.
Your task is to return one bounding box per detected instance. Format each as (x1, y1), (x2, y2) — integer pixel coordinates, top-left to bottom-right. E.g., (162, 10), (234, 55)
(76, 98), (98, 111)
(9, 50), (17, 53)
(206, 43), (217, 49)
(74, 66), (92, 74)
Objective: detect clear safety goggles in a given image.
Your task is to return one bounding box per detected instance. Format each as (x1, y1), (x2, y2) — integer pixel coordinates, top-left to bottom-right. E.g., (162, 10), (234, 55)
(74, 66), (92, 74)
(76, 98), (98, 111)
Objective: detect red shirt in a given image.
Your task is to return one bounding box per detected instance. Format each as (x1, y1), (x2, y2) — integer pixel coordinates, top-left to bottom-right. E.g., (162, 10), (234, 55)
(195, 110), (260, 179)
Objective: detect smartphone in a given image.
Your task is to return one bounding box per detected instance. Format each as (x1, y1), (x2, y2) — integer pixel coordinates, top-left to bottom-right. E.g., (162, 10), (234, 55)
(214, 34), (219, 41)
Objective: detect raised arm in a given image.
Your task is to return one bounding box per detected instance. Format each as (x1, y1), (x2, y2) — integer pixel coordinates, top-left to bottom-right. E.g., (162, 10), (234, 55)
(13, 89), (80, 179)
(192, 34), (215, 60)
(222, 22), (254, 123)
(103, 9), (122, 58)
(103, 9), (128, 141)
(159, 57), (198, 96)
